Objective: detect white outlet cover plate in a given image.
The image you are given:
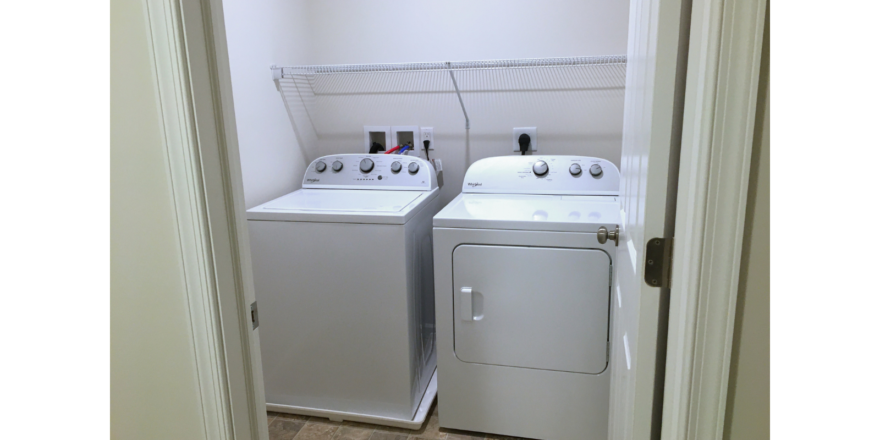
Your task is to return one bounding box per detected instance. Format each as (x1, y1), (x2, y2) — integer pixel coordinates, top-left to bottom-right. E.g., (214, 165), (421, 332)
(513, 127), (537, 152)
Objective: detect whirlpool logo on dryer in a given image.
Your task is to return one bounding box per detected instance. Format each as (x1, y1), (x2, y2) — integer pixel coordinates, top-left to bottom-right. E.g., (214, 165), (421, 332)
(467, 182), (482, 187)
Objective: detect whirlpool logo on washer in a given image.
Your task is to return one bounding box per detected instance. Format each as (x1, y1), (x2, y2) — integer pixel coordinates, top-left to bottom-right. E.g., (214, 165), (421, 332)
(467, 182), (482, 187)
(306, 178), (320, 183)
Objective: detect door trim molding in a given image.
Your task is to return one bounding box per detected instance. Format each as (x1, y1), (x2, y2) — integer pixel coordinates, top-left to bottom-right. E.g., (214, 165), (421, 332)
(662, 0), (767, 438)
(143, 1), (233, 438)
(144, 0), (269, 439)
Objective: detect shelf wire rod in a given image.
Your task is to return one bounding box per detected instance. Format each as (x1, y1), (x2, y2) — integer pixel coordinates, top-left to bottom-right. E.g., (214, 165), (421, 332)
(447, 63), (470, 130)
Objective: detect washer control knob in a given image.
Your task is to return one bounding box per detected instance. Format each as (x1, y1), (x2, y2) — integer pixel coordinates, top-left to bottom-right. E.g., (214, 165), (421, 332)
(569, 163), (582, 176)
(332, 160), (343, 172)
(533, 160), (549, 176)
(408, 162), (420, 174)
(390, 161), (402, 173)
(315, 161), (327, 173)
(359, 158), (374, 173)
(589, 164), (603, 177)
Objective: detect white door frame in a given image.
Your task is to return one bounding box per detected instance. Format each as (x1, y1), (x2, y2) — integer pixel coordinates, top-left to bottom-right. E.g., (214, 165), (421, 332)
(143, 0), (269, 439)
(662, 0), (767, 439)
(142, 0), (767, 438)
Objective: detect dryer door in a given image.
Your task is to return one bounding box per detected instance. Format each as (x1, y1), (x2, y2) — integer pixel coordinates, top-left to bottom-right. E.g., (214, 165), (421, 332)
(453, 245), (610, 374)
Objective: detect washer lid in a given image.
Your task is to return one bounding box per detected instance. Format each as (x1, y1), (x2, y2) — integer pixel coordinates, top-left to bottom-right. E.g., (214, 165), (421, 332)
(260, 189), (424, 212)
(433, 193), (620, 233)
(247, 188), (438, 224)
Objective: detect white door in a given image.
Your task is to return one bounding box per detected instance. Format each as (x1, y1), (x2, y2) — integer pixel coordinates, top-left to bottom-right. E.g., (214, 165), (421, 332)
(608, 0), (690, 438)
(452, 245), (611, 374)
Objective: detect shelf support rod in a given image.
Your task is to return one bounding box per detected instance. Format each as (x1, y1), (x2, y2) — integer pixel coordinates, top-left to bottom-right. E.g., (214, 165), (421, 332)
(447, 65), (470, 130)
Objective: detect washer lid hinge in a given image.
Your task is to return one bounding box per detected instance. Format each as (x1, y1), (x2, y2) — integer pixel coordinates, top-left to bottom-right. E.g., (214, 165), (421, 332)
(250, 301), (259, 330)
(644, 237), (674, 288)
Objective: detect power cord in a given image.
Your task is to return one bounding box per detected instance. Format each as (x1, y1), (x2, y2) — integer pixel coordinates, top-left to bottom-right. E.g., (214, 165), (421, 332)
(423, 140), (431, 160)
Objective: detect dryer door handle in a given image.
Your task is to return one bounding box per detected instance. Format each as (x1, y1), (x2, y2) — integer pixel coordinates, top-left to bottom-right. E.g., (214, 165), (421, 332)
(460, 287), (484, 321)
(460, 287), (473, 321)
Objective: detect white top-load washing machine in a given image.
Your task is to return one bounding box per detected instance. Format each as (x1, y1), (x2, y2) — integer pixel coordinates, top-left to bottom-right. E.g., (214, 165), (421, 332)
(433, 155), (621, 440)
(247, 154), (440, 428)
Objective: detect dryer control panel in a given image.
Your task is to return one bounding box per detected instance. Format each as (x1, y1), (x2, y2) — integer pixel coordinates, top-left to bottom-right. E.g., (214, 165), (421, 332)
(462, 155), (619, 196)
(302, 154), (438, 191)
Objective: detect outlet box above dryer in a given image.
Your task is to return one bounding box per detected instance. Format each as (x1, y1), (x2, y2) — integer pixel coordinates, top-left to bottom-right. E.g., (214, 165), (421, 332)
(513, 127), (537, 153)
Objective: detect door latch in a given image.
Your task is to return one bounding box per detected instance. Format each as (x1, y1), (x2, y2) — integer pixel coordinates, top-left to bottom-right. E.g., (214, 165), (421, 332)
(250, 301), (259, 330)
(597, 226), (619, 246)
(644, 238), (673, 288)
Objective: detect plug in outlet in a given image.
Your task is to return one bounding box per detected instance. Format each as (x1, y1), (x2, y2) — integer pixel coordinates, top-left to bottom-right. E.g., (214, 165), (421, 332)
(421, 127), (434, 150)
(513, 127), (537, 153)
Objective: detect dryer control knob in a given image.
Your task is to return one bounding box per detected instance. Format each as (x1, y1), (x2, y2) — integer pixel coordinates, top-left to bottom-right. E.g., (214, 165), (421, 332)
(332, 160), (343, 172)
(390, 161), (402, 173)
(569, 164), (582, 176)
(408, 162), (420, 174)
(589, 164), (603, 177)
(315, 161), (327, 173)
(359, 158), (374, 173)
(533, 160), (549, 176)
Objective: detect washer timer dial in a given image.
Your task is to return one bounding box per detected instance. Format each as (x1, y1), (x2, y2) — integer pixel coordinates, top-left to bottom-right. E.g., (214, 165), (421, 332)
(359, 158), (374, 173)
(332, 160), (343, 172)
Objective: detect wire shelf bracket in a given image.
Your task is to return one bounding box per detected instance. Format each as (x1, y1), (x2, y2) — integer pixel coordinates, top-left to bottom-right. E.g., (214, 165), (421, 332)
(270, 55), (626, 130)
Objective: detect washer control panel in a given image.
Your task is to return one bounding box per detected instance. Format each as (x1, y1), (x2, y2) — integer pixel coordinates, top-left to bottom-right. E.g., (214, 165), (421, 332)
(303, 154), (438, 190)
(462, 155), (619, 196)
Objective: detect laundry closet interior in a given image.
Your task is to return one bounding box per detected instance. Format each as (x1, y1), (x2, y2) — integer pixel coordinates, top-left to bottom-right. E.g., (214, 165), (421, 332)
(223, 1), (635, 439)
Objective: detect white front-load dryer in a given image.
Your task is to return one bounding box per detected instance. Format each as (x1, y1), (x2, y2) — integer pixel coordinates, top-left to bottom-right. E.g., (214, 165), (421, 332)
(247, 154), (441, 429)
(433, 155), (621, 440)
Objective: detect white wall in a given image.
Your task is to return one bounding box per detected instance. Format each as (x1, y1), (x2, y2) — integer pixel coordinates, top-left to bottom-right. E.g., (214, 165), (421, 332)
(111, 1), (208, 438)
(223, 0), (314, 208)
(306, 0), (629, 64)
(225, 0), (630, 206)
(724, 13), (770, 440)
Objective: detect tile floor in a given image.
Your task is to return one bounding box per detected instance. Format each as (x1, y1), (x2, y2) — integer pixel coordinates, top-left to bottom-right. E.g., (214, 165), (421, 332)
(266, 402), (529, 440)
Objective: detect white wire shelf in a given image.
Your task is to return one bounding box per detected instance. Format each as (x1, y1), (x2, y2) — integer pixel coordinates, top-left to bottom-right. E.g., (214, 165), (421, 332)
(272, 55), (626, 77)
(271, 55), (626, 130)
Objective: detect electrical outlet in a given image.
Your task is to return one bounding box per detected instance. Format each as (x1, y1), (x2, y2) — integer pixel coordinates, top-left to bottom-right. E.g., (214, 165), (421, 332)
(421, 127), (434, 150)
(513, 127), (537, 153)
